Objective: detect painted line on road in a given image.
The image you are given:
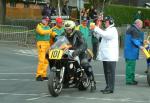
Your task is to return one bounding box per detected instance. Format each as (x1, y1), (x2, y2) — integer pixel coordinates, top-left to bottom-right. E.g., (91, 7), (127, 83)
(25, 94), (149, 103)
(0, 78), (35, 81)
(0, 73), (34, 75)
(14, 52), (37, 57)
(0, 73), (36, 75)
(26, 94), (49, 101)
(0, 78), (103, 83)
(0, 73), (146, 79)
(0, 73), (147, 77)
(0, 92), (39, 96)
(0, 92), (148, 103)
(95, 74), (147, 78)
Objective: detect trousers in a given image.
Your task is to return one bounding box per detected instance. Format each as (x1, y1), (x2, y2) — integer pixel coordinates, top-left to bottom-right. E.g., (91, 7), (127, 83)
(103, 61), (116, 91)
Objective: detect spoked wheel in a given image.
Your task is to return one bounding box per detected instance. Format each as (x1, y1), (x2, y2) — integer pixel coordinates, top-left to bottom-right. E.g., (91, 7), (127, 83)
(78, 72), (90, 91)
(147, 68), (150, 86)
(48, 67), (63, 97)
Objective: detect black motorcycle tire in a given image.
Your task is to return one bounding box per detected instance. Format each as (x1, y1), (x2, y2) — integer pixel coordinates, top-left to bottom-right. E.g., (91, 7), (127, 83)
(147, 68), (150, 86)
(78, 72), (90, 91)
(48, 67), (62, 97)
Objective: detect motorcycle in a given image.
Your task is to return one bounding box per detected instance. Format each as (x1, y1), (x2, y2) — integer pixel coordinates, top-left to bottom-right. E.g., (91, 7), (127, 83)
(46, 36), (94, 97)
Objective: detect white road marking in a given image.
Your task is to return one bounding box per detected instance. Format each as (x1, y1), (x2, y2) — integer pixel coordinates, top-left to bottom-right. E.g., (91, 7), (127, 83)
(12, 49), (37, 57)
(0, 92), (38, 96)
(25, 94), (149, 102)
(0, 92), (148, 102)
(0, 73), (34, 75)
(0, 78), (35, 81)
(26, 94), (49, 101)
(0, 73), (146, 79)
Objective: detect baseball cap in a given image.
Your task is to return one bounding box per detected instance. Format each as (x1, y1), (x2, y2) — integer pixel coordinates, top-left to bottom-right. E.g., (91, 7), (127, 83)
(42, 16), (50, 21)
(56, 17), (63, 23)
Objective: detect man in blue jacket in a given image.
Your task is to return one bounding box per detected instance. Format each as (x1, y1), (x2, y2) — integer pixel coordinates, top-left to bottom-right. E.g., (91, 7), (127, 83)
(124, 19), (144, 85)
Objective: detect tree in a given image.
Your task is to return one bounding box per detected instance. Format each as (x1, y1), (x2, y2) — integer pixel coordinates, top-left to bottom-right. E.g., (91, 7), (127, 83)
(0, 0), (6, 24)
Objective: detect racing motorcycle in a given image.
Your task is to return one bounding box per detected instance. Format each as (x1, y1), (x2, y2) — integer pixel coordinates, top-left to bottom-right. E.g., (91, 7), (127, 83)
(46, 36), (95, 97)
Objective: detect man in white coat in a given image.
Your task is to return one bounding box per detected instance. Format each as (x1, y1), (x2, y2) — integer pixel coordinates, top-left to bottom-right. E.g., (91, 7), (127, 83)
(90, 16), (119, 94)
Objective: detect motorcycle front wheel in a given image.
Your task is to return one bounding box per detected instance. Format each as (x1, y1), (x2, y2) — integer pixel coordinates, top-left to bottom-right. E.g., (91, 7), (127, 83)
(48, 67), (62, 97)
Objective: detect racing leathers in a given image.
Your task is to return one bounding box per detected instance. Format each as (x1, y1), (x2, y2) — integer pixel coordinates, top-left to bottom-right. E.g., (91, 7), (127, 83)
(62, 30), (95, 83)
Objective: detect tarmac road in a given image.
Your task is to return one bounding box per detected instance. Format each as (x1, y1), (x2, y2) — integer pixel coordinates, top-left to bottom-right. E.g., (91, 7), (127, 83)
(0, 43), (150, 103)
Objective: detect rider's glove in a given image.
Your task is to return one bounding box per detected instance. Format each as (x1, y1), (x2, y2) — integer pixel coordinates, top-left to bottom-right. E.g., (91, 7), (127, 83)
(54, 35), (58, 42)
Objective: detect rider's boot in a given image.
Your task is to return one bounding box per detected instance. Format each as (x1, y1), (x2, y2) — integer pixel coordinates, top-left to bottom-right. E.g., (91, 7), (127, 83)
(89, 72), (96, 92)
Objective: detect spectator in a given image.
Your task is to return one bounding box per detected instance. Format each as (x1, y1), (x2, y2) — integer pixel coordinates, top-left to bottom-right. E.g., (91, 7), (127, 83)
(124, 19), (144, 85)
(24, 0), (29, 8)
(62, 1), (69, 16)
(10, 0), (16, 7)
(51, 7), (57, 16)
(134, 10), (143, 21)
(91, 15), (103, 60)
(89, 8), (98, 21)
(76, 17), (90, 47)
(42, 3), (52, 18)
(144, 18), (150, 28)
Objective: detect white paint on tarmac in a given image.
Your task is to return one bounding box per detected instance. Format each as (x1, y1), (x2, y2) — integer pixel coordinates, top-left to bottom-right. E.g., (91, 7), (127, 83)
(0, 73), (34, 75)
(0, 78), (35, 81)
(0, 73), (147, 78)
(0, 92), (38, 96)
(26, 95), (150, 103)
(0, 92), (146, 103)
(12, 49), (37, 57)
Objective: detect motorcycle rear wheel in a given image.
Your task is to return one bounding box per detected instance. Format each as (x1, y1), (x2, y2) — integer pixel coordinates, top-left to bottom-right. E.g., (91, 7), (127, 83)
(48, 67), (62, 97)
(78, 72), (90, 90)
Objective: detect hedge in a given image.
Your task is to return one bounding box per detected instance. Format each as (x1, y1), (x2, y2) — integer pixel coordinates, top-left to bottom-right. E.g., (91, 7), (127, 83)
(104, 4), (150, 26)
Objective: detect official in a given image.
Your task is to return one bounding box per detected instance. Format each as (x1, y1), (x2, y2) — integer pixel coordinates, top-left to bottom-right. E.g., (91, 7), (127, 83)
(35, 16), (56, 81)
(90, 16), (119, 94)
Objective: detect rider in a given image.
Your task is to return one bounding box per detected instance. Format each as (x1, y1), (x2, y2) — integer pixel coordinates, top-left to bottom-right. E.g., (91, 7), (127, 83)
(62, 20), (96, 88)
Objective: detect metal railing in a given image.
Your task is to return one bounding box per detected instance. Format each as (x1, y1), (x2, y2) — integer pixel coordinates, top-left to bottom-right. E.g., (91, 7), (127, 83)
(0, 25), (36, 47)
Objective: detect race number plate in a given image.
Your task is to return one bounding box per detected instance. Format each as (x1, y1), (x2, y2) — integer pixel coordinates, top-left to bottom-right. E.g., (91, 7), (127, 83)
(49, 49), (63, 59)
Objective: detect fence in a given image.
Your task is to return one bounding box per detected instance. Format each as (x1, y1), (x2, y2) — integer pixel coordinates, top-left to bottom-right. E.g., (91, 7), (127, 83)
(0, 25), (36, 47)
(1, 23), (150, 48)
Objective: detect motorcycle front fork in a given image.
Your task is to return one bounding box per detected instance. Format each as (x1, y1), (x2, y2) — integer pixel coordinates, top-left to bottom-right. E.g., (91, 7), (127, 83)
(59, 67), (65, 83)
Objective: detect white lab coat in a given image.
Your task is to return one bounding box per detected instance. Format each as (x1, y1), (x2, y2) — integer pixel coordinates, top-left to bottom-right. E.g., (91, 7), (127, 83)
(93, 24), (119, 61)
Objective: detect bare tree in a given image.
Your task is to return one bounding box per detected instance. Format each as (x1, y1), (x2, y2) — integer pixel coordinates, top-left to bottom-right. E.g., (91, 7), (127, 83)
(0, 0), (6, 24)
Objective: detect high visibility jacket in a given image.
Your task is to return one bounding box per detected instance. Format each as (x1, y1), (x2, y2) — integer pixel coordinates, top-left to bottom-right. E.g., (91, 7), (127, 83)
(36, 23), (56, 41)
(76, 25), (89, 42)
(52, 26), (64, 36)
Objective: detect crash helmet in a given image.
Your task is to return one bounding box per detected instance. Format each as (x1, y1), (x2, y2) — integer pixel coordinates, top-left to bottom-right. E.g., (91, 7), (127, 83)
(64, 20), (76, 36)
